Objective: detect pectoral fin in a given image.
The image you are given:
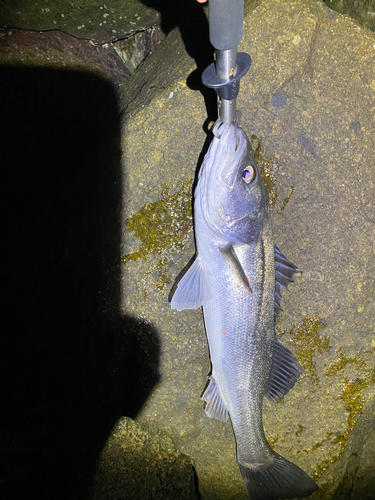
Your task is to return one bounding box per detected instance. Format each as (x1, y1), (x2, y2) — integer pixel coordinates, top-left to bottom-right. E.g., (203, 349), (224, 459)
(170, 257), (207, 311)
(266, 338), (302, 403)
(219, 245), (253, 293)
(202, 377), (229, 422)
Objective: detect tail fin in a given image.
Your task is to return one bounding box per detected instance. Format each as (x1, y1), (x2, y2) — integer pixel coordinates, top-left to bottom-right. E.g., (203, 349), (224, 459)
(239, 452), (317, 500)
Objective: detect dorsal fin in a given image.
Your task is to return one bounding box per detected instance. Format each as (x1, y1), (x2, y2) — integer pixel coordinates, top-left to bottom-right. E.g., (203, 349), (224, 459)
(274, 244), (298, 321)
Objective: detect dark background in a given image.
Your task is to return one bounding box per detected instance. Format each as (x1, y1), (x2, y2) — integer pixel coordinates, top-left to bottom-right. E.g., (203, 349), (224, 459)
(0, 66), (160, 500)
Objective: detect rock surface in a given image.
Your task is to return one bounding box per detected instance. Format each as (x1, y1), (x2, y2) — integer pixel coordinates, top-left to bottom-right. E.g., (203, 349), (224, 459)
(113, 26), (165, 74)
(325, 0), (375, 32)
(0, 0), (160, 44)
(91, 417), (199, 500)
(119, 0), (375, 498)
(0, 28), (130, 86)
(0, 0), (165, 81)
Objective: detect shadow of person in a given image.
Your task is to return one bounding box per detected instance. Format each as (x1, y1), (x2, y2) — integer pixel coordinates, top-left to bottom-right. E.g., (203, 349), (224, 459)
(0, 66), (160, 500)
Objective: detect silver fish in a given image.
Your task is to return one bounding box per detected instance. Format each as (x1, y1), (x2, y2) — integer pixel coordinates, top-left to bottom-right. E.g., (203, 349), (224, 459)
(171, 119), (317, 500)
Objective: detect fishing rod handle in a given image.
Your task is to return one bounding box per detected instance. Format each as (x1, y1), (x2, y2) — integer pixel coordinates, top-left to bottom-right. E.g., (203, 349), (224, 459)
(209, 0), (244, 51)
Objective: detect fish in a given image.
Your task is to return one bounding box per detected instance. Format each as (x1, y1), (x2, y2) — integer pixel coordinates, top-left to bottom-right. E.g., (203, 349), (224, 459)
(171, 119), (318, 500)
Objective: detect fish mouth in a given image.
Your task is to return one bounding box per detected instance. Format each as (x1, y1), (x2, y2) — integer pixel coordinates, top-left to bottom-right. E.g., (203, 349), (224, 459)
(212, 121), (247, 187)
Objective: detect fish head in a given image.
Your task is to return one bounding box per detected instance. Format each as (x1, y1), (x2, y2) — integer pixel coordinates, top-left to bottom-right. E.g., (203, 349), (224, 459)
(199, 120), (269, 245)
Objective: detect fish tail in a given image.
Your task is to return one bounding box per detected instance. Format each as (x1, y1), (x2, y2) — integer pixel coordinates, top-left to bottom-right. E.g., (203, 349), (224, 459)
(238, 452), (317, 500)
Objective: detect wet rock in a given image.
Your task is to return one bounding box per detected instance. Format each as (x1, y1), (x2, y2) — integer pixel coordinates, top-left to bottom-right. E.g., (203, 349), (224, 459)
(120, 0), (375, 498)
(91, 417), (199, 500)
(0, 0), (160, 44)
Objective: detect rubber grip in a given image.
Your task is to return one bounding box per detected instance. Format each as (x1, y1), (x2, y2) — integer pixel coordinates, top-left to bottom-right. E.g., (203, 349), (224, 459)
(209, 0), (244, 51)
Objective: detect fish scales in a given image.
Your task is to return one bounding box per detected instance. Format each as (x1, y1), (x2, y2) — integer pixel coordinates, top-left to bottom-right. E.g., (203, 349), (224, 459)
(171, 119), (317, 500)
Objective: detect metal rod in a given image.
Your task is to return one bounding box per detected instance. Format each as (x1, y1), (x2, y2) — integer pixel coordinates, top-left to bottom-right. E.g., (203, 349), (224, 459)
(201, 0), (250, 124)
(218, 96), (237, 124)
(202, 52), (251, 124)
(215, 49), (238, 123)
(215, 49), (238, 80)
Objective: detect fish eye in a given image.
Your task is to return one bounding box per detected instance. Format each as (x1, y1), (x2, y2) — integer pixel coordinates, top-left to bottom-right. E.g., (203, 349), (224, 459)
(242, 165), (255, 184)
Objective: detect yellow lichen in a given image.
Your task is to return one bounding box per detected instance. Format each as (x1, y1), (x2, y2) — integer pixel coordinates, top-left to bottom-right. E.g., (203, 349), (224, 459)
(251, 134), (281, 207)
(277, 185), (295, 214)
(325, 347), (364, 377)
(277, 314), (329, 381)
(312, 350), (375, 480)
(122, 183), (193, 294)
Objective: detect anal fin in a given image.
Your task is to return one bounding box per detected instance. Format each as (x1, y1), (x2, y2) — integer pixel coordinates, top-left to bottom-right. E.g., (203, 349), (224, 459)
(266, 338), (302, 403)
(202, 377), (229, 422)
